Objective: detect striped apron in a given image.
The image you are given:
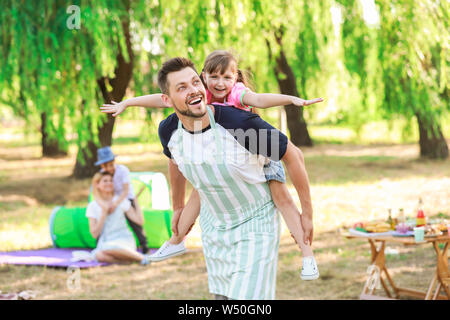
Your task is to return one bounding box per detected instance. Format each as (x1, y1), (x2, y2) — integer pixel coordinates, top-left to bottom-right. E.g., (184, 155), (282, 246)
(175, 106), (281, 300)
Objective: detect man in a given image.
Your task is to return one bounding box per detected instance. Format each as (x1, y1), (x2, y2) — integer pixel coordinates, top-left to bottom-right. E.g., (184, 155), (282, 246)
(157, 57), (314, 299)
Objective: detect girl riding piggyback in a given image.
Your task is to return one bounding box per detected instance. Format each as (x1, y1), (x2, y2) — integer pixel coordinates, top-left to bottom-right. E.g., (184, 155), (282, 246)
(101, 50), (323, 116)
(101, 50), (323, 280)
(200, 50), (322, 112)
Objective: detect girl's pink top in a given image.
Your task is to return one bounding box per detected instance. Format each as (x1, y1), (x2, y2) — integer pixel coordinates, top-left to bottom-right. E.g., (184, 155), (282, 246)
(206, 82), (252, 111)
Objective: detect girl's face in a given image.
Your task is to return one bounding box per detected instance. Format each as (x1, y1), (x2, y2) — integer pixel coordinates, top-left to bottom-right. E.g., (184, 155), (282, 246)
(97, 175), (114, 194)
(202, 66), (237, 101)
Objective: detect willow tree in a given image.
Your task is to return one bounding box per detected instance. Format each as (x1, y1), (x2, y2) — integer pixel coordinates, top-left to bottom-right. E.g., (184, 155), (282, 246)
(0, 1), (70, 157)
(0, 0), (165, 177)
(337, 0), (383, 135)
(71, 0), (213, 176)
(71, 0), (136, 177)
(376, 0), (449, 159)
(244, 0), (335, 146)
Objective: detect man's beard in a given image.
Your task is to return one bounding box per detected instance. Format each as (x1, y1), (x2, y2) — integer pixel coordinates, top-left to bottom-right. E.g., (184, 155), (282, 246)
(176, 107), (205, 118)
(174, 101), (207, 118)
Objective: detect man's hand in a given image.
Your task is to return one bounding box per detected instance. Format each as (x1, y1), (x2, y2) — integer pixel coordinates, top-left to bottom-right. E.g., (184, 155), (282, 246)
(171, 207), (184, 236)
(100, 100), (127, 117)
(291, 97), (324, 107)
(300, 212), (314, 245)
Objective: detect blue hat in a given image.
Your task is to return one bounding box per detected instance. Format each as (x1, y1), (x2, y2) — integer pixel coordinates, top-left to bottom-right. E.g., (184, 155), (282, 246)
(95, 146), (115, 166)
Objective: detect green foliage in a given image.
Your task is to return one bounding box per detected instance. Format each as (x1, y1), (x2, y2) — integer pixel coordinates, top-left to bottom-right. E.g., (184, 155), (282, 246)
(376, 0), (449, 128)
(0, 0), (133, 155)
(0, 0), (448, 158)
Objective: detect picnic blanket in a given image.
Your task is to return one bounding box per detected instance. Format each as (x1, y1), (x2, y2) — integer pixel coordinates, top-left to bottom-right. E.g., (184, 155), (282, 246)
(0, 248), (155, 268)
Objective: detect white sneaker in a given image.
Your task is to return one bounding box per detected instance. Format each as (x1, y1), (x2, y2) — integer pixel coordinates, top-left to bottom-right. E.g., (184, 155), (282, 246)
(301, 256), (319, 280)
(148, 241), (187, 262)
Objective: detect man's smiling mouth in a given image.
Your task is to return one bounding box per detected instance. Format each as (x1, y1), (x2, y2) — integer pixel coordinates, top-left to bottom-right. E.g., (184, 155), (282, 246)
(187, 95), (203, 105)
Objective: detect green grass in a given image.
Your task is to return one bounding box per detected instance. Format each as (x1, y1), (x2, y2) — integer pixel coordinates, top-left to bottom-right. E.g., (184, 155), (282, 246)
(0, 118), (449, 299)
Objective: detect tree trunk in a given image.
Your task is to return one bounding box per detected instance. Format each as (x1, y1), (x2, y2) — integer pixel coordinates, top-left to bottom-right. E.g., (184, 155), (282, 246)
(41, 112), (67, 157)
(73, 1), (133, 178)
(72, 139), (99, 178)
(266, 31), (313, 147)
(416, 113), (448, 159)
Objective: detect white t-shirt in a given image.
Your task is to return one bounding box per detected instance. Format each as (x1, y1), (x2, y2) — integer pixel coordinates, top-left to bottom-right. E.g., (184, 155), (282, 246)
(85, 196), (136, 253)
(101, 164), (135, 199)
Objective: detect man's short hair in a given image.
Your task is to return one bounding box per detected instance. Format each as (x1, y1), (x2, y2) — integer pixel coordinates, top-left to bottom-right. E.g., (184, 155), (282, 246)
(157, 57), (198, 94)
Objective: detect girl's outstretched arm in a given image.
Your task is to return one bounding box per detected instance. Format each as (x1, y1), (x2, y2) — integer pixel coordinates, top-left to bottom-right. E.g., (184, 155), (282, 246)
(100, 94), (167, 117)
(242, 91), (323, 109)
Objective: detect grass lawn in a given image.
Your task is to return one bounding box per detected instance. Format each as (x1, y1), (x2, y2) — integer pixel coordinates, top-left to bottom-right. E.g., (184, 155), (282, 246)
(0, 119), (449, 300)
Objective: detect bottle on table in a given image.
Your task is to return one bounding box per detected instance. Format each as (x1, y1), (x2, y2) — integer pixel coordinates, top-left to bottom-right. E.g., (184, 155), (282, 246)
(388, 208), (396, 230)
(416, 198), (426, 227)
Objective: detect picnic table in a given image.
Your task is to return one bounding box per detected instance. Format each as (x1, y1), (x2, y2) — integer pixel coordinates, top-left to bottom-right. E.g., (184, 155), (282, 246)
(344, 231), (449, 300)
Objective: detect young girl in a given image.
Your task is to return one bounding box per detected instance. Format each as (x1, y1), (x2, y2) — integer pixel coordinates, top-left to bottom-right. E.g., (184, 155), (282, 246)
(101, 50), (322, 280)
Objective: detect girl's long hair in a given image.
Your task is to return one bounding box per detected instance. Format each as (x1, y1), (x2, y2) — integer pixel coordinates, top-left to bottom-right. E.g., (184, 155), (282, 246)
(201, 50), (254, 91)
(91, 171), (113, 202)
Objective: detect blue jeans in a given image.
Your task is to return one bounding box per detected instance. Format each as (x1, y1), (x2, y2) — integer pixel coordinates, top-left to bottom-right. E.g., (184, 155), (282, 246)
(263, 160), (286, 183)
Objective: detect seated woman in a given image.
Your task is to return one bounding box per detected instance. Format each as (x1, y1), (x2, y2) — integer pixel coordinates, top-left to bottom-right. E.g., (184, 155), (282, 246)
(87, 171), (151, 265)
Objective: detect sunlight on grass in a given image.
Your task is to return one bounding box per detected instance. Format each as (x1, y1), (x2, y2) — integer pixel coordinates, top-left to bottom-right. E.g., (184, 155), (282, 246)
(0, 206), (53, 251)
(1, 118), (449, 299)
(309, 116), (450, 145)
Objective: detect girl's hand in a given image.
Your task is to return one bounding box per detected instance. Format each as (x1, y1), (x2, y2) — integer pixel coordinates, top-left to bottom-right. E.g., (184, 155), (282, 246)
(292, 97), (324, 107)
(100, 101), (127, 117)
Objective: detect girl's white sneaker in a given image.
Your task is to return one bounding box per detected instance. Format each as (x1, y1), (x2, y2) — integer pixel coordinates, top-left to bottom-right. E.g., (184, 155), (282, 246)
(148, 240), (187, 262)
(301, 256), (320, 280)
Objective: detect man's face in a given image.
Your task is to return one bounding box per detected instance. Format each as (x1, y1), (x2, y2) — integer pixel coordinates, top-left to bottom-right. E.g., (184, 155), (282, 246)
(163, 67), (207, 118)
(100, 161), (115, 175)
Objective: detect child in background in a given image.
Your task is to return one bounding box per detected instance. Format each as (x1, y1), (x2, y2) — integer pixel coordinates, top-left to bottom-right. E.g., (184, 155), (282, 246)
(101, 50), (322, 280)
(95, 146), (150, 255)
